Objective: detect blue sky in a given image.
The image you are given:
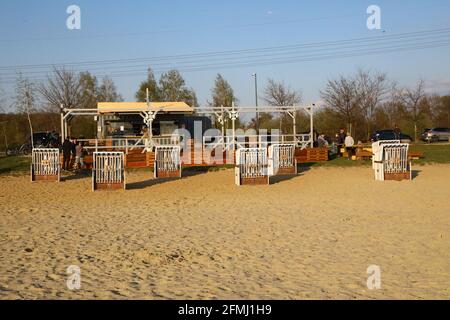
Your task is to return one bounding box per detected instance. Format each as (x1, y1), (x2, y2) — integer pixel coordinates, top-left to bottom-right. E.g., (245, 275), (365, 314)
(0, 0), (450, 112)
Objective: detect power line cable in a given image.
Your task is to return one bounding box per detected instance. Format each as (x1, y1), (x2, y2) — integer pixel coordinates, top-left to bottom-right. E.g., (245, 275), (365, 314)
(0, 26), (449, 71)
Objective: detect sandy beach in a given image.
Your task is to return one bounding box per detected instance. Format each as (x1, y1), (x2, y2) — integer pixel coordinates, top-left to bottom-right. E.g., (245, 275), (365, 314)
(0, 165), (449, 300)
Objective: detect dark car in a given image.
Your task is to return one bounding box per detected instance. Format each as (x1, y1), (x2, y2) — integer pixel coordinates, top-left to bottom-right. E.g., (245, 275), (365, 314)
(371, 130), (412, 143)
(420, 128), (431, 141)
(31, 131), (60, 147)
(6, 132), (58, 155)
(17, 131), (61, 154)
(422, 127), (450, 143)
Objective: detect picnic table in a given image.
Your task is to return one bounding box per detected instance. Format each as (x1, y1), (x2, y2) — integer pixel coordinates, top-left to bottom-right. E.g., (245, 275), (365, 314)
(342, 144), (370, 160)
(349, 145), (424, 161)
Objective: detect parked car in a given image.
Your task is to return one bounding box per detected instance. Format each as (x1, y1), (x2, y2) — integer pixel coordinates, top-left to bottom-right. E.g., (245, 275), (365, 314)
(32, 132), (60, 147)
(370, 130), (412, 143)
(421, 127), (450, 143)
(17, 132), (61, 155)
(420, 128), (431, 141)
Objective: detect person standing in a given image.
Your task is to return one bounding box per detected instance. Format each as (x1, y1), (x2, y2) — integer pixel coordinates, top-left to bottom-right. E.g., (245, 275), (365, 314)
(338, 129), (346, 145)
(70, 138), (77, 169)
(344, 132), (355, 160)
(337, 128), (346, 157)
(62, 137), (73, 170)
(393, 124), (401, 140)
(317, 134), (329, 147)
(75, 142), (84, 170)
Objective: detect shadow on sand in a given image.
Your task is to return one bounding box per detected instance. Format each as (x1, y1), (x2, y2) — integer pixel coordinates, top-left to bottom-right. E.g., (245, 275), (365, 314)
(126, 168), (211, 190)
(411, 169), (421, 180)
(181, 167), (213, 178)
(269, 166), (311, 185)
(126, 177), (181, 190)
(61, 170), (91, 182)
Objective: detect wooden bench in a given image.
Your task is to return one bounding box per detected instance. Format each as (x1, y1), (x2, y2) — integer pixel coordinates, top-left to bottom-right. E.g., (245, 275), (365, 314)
(295, 147), (328, 163)
(408, 151), (424, 160)
(356, 150), (373, 160)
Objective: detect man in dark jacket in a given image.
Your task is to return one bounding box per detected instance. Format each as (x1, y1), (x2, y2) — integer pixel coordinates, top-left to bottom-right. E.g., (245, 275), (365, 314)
(337, 128), (346, 145)
(71, 138), (77, 168)
(336, 128), (346, 157)
(62, 137), (73, 170)
(393, 124), (401, 140)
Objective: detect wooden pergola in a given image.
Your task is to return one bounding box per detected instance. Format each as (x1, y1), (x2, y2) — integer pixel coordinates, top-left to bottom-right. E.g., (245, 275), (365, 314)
(60, 102), (316, 150)
(60, 101), (193, 142)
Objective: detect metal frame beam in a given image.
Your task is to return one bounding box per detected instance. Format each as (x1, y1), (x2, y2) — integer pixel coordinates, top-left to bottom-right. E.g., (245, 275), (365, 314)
(60, 104), (316, 149)
(196, 104), (316, 149)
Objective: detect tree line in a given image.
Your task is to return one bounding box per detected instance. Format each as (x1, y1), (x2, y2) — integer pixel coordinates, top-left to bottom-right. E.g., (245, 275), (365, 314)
(0, 67), (124, 150)
(208, 69), (449, 143)
(319, 70), (449, 142)
(1, 66), (449, 152)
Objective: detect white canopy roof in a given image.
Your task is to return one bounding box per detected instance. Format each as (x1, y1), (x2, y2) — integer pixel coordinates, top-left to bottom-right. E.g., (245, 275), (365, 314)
(97, 102), (193, 114)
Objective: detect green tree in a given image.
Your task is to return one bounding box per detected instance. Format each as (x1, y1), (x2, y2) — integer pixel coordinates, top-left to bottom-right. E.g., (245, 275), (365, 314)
(209, 74), (237, 128)
(248, 112), (277, 131)
(159, 70), (185, 100)
(210, 74), (237, 108)
(135, 68), (198, 107)
(97, 76), (123, 102)
(437, 96), (450, 127)
(79, 71), (98, 109)
(159, 69), (198, 107)
(135, 68), (161, 102)
(426, 95), (450, 128)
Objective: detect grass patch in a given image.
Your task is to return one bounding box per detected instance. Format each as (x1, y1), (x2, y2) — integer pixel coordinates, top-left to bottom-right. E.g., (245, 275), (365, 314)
(126, 164), (234, 174)
(299, 143), (450, 169)
(300, 156), (372, 168)
(183, 164), (235, 172)
(0, 156), (30, 175)
(409, 143), (450, 164)
(0, 144), (448, 175)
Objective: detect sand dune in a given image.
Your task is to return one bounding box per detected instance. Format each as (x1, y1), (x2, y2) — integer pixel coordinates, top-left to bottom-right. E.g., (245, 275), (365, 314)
(0, 165), (449, 299)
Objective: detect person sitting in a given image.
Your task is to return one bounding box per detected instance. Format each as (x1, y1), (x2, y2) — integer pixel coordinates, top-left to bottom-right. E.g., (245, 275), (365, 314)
(317, 134), (329, 147)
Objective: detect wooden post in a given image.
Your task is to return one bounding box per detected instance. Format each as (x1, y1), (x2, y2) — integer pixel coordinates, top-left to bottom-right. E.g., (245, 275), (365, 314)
(292, 110), (297, 146)
(309, 105), (314, 148)
(231, 102), (236, 151)
(60, 106), (65, 142)
(149, 112), (153, 143)
(64, 117), (68, 141)
(221, 105), (225, 151)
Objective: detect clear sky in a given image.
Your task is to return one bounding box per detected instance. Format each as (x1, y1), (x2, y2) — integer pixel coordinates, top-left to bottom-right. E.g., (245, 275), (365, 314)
(0, 0), (450, 112)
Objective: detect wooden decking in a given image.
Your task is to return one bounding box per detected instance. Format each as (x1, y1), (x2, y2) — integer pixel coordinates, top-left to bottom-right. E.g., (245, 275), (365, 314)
(295, 147), (329, 163)
(62, 146), (329, 170)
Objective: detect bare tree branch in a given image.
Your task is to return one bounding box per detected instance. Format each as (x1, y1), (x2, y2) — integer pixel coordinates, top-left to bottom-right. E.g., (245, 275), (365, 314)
(356, 68), (387, 138)
(38, 67), (82, 112)
(400, 79), (426, 141)
(320, 75), (361, 134)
